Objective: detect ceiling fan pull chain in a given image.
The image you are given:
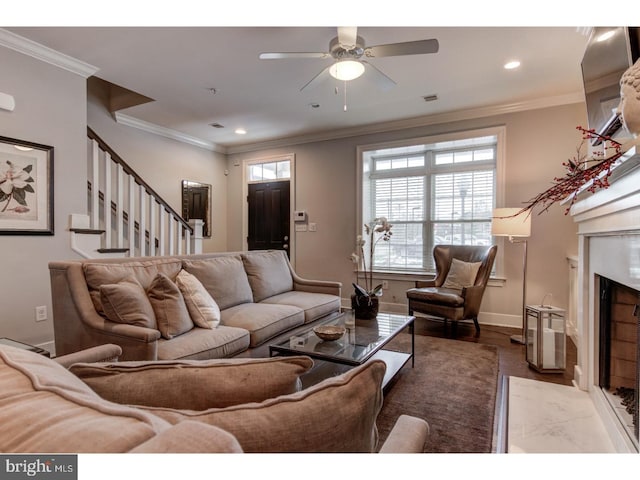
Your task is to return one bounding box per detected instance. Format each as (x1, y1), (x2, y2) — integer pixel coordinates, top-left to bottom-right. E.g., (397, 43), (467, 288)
(343, 81), (348, 112)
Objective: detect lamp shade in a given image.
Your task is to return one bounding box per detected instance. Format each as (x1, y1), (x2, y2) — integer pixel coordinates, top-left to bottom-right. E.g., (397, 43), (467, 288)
(329, 60), (365, 81)
(491, 208), (531, 237)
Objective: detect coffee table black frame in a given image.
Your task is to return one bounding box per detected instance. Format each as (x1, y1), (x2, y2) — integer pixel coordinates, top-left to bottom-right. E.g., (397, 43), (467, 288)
(269, 310), (414, 389)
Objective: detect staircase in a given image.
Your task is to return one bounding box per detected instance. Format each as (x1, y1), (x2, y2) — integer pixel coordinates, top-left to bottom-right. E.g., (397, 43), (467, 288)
(70, 127), (202, 259)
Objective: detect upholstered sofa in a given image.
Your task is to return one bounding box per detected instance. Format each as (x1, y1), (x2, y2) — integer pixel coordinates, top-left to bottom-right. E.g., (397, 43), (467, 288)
(49, 250), (341, 361)
(0, 343), (429, 453)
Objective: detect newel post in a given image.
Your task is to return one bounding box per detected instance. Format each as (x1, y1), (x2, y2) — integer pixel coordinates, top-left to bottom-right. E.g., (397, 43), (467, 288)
(189, 219), (203, 254)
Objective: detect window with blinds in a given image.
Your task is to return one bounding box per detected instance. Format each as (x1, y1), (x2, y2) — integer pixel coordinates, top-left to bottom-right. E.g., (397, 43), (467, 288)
(362, 131), (499, 272)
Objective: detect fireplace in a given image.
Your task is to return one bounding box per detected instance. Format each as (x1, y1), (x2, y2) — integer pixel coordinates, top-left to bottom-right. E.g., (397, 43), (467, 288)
(597, 276), (639, 446)
(570, 144), (640, 452)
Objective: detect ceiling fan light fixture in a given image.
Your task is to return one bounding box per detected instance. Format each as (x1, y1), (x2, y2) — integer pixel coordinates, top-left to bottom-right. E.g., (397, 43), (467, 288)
(329, 60), (365, 81)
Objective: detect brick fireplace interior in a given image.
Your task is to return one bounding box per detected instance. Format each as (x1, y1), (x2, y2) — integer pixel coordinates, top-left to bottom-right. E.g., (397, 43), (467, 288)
(597, 276), (639, 447)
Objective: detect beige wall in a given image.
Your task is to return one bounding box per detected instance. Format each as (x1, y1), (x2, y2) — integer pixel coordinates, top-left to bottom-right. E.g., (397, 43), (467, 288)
(0, 40), (587, 348)
(0, 47), (87, 346)
(87, 82), (228, 253)
(228, 103), (586, 327)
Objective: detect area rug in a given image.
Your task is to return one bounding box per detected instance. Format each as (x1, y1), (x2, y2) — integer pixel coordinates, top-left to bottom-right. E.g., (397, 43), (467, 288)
(376, 334), (499, 453)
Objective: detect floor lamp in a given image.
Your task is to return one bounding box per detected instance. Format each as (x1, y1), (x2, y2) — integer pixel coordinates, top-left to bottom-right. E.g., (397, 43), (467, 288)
(491, 208), (532, 345)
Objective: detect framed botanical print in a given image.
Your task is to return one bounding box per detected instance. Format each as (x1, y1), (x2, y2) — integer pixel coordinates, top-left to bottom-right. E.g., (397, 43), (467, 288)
(0, 136), (54, 235)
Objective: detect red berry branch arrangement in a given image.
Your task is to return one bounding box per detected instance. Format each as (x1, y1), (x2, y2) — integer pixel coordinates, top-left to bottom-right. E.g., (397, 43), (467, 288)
(517, 126), (623, 217)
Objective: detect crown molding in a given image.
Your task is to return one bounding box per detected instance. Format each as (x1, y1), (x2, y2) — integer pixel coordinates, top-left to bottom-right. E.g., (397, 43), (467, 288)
(0, 28), (98, 78)
(226, 92), (585, 154)
(114, 112), (225, 154)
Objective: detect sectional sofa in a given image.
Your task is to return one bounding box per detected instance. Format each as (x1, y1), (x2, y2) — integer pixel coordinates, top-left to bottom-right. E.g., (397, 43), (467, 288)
(0, 343), (430, 453)
(49, 250), (341, 361)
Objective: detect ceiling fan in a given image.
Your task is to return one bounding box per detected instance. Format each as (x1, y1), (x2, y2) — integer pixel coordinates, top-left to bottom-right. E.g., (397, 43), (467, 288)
(259, 27), (439, 92)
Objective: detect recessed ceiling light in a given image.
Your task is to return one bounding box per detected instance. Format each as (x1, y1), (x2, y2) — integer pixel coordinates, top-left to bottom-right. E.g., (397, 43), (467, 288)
(235, 128), (247, 135)
(596, 30), (616, 42)
(504, 60), (521, 70)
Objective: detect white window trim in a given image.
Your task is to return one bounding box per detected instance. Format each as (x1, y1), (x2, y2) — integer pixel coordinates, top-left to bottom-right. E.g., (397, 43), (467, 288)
(241, 153), (296, 267)
(356, 125), (507, 281)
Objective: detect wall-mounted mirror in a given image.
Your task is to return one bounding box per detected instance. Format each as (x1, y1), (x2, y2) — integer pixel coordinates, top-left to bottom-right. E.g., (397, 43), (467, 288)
(182, 180), (211, 237)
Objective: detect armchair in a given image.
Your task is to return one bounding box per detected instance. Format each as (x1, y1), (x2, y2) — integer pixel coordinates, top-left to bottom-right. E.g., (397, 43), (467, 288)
(406, 244), (497, 336)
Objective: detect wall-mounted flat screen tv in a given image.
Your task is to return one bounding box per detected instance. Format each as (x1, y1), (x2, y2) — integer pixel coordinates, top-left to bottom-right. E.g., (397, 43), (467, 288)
(581, 27), (640, 146)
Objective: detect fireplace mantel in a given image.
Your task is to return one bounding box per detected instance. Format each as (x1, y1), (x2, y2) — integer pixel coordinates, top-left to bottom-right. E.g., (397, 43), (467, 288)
(570, 145), (640, 453)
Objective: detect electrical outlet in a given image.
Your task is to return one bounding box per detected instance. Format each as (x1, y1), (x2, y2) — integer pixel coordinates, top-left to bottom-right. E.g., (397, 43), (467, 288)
(382, 280), (389, 290)
(35, 306), (47, 322)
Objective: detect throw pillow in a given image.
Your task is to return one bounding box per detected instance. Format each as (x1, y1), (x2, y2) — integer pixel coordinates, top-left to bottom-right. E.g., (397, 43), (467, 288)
(84, 259), (183, 313)
(100, 277), (157, 329)
(442, 258), (482, 289)
(175, 269), (220, 329)
(147, 273), (194, 339)
(137, 359), (386, 453)
(70, 355), (314, 410)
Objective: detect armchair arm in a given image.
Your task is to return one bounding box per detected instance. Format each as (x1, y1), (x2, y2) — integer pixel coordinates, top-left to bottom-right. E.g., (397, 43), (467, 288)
(378, 414), (430, 453)
(54, 344), (122, 368)
(461, 285), (486, 319)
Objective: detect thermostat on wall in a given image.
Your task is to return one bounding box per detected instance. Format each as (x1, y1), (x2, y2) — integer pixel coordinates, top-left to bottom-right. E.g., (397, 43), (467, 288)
(294, 210), (307, 222)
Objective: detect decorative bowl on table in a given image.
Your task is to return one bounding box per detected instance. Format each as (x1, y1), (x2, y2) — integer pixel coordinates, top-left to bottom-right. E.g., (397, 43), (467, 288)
(313, 325), (346, 341)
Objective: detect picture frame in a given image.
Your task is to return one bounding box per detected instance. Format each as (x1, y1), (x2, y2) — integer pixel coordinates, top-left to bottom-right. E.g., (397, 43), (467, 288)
(181, 180), (211, 238)
(0, 135), (54, 235)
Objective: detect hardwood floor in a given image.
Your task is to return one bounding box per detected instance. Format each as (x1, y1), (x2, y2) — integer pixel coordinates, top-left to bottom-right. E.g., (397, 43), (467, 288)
(413, 316), (577, 387)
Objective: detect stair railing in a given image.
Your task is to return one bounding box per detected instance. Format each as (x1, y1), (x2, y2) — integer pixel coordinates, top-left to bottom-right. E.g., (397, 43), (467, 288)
(85, 127), (200, 257)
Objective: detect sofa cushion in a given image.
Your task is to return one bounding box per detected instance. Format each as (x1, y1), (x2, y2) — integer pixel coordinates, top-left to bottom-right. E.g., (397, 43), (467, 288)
(175, 269), (220, 328)
(405, 287), (465, 307)
(261, 291), (341, 323)
(221, 303), (305, 347)
(84, 258), (182, 314)
(241, 250), (293, 303)
(147, 273), (194, 339)
(70, 356), (314, 410)
(140, 359), (386, 453)
(0, 345), (171, 453)
(156, 326), (250, 360)
(182, 256), (253, 310)
(100, 277), (157, 329)
(129, 421), (243, 453)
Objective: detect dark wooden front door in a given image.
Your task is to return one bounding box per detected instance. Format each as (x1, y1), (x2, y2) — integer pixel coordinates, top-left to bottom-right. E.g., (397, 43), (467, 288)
(247, 181), (290, 256)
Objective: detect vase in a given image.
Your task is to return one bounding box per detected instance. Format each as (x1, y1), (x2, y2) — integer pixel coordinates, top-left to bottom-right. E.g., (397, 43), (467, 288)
(351, 294), (379, 319)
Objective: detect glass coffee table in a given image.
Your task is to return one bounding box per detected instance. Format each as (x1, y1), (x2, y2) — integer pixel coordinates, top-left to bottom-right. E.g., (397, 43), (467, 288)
(269, 310), (414, 389)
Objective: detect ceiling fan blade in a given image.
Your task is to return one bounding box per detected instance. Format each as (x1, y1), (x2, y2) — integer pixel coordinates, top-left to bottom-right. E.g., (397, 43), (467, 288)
(300, 65), (332, 92)
(365, 39), (439, 58)
(362, 61), (396, 91)
(259, 52), (329, 60)
(337, 27), (358, 48)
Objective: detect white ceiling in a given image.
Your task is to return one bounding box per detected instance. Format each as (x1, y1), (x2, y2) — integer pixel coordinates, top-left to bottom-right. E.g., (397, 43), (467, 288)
(6, 26), (592, 151)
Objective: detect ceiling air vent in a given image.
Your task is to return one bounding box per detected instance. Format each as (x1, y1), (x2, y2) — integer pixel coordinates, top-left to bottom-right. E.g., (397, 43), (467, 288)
(209, 123), (225, 129)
